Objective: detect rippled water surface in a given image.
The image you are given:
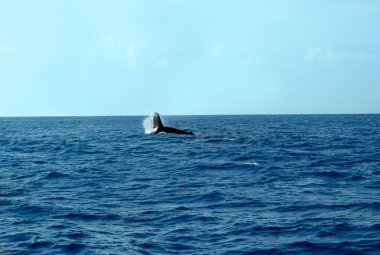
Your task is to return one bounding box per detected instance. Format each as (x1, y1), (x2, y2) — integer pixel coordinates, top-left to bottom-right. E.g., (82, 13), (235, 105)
(1, 115), (380, 254)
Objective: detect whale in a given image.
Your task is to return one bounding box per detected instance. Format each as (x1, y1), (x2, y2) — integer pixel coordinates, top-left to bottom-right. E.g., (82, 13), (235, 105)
(151, 112), (194, 135)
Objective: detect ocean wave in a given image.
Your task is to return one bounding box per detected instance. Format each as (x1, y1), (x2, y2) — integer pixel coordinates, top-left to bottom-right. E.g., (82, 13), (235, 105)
(1, 115), (379, 254)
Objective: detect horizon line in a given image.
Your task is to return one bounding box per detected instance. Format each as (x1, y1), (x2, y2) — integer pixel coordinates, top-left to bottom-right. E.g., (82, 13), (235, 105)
(0, 113), (379, 118)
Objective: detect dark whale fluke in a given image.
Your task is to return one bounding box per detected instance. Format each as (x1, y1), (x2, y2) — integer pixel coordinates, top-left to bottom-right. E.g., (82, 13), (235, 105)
(151, 112), (194, 135)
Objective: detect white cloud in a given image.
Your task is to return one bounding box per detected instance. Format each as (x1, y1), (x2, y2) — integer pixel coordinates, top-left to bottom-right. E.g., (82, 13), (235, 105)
(158, 56), (168, 67)
(0, 40), (14, 52)
(305, 46), (334, 61)
(245, 55), (271, 65)
(125, 45), (138, 67)
(212, 44), (221, 57)
(103, 35), (138, 66)
(126, 45), (136, 59)
(245, 56), (254, 64)
(356, 52), (369, 61)
(105, 34), (116, 50)
(305, 46), (369, 63)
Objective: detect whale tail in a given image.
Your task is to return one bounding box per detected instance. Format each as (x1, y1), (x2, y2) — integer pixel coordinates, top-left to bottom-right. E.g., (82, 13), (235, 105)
(150, 112), (194, 135)
(153, 112), (164, 130)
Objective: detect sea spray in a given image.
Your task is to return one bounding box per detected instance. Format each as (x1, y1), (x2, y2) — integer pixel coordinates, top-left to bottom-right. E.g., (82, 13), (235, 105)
(143, 115), (154, 134)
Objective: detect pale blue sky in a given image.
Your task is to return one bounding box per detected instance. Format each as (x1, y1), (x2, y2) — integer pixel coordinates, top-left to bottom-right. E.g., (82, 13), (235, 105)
(1, 0), (379, 116)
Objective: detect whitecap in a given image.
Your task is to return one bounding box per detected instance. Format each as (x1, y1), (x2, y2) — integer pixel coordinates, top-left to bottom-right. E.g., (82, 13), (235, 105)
(245, 162), (260, 166)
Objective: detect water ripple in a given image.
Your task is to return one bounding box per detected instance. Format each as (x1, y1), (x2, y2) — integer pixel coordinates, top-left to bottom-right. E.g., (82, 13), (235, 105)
(0, 115), (379, 254)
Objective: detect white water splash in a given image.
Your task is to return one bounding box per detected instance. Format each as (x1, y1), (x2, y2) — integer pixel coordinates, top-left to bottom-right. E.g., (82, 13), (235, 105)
(143, 115), (153, 134)
(245, 162), (260, 167)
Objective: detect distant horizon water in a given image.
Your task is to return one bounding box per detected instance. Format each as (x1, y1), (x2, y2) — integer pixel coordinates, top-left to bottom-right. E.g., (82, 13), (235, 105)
(1, 112), (379, 118)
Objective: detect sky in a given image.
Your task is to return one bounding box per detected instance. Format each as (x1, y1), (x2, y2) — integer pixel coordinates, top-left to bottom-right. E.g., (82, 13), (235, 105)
(1, 0), (379, 116)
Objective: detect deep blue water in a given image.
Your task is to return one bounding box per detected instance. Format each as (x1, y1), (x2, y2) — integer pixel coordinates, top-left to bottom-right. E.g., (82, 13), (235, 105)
(1, 114), (380, 255)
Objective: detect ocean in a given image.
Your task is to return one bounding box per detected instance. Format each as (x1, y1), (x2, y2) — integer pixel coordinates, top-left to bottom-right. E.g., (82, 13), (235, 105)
(0, 114), (379, 254)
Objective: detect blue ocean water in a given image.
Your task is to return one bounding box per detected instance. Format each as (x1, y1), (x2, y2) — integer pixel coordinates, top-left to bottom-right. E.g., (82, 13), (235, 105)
(0, 114), (380, 254)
